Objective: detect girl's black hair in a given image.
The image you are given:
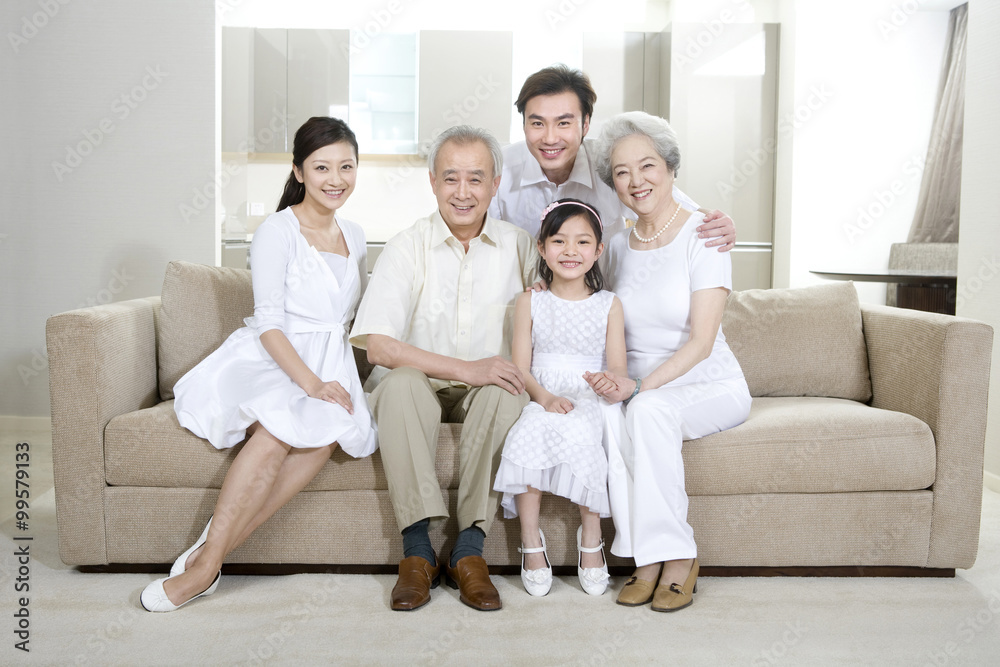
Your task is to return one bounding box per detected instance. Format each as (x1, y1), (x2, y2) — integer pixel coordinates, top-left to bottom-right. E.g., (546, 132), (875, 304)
(536, 198), (605, 293)
(277, 117), (359, 211)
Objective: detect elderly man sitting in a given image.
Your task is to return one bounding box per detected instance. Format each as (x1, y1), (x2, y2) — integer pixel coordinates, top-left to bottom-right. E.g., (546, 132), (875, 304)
(350, 125), (537, 612)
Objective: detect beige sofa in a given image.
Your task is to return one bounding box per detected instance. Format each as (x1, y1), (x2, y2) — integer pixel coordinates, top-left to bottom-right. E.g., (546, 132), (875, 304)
(46, 261), (994, 573)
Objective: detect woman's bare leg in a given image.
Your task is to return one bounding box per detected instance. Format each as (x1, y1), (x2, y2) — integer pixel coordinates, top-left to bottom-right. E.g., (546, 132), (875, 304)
(184, 443), (333, 570)
(162, 426), (327, 605)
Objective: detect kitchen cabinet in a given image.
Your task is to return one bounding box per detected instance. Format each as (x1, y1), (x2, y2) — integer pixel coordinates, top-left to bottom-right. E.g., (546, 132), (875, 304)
(417, 31), (512, 152)
(287, 29), (350, 131)
(222, 28), (350, 155)
(252, 28), (288, 154)
(224, 29), (511, 156)
(220, 27), (287, 153)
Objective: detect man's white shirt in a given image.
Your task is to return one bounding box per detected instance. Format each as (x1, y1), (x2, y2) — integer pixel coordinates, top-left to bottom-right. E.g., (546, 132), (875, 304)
(349, 210), (537, 391)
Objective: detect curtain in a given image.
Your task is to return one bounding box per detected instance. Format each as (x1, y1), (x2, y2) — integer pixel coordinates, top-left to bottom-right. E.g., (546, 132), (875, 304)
(907, 3), (967, 243)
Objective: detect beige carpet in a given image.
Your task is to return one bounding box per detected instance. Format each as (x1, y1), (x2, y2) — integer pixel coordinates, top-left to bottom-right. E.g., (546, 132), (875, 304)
(4, 428), (1000, 666)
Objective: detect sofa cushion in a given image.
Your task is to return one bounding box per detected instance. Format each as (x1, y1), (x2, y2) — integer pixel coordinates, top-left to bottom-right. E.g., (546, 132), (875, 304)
(104, 401), (462, 491)
(157, 261), (253, 401)
(723, 282), (872, 401)
(683, 396), (935, 495)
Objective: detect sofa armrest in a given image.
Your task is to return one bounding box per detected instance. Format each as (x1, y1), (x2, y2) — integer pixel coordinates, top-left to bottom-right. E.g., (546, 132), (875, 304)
(861, 304), (994, 569)
(46, 296), (160, 565)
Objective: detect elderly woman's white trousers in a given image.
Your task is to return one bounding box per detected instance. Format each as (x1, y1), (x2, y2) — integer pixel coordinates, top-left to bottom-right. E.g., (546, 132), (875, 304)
(604, 378), (751, 566)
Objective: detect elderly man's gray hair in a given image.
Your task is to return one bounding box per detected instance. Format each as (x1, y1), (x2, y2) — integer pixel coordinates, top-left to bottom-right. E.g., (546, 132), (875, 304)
(427, 125), (503, 178)
(594, 111), (681, 189)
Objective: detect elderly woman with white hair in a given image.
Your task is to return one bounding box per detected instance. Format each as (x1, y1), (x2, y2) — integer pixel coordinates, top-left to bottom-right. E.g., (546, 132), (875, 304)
(584, 111), (751, 612)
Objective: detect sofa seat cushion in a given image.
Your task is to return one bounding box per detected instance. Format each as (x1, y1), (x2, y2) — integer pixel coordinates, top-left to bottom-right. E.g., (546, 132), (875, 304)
(104, 401), (462, 490)
(683, 397), (936, 495)
(108, 398), (934, 499)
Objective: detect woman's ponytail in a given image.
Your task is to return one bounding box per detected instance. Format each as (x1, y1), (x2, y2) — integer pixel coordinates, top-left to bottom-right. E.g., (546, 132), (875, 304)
(276, 172), (305, 211)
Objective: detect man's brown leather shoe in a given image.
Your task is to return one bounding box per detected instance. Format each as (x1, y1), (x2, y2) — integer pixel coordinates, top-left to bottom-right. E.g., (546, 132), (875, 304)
(390, 556), (440, 611)
(444, 555), (502, 611)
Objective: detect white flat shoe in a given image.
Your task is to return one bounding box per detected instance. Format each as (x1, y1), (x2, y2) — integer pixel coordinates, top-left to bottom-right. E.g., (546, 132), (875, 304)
(577, 525), (610, 596)
(170, 516), (213, 577)
(141, 571), (221, 613)
(519, 528), (552, 597)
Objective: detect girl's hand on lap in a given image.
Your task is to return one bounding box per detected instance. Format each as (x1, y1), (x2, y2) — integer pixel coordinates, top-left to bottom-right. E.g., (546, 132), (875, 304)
(541, 395), (574, 414)
(583, 371), (612, 395)
(308, 379), (354, 414)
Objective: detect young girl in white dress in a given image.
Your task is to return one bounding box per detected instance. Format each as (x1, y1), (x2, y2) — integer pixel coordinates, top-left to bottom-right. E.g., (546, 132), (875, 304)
(493, 198), (627, 597)
(140, 117), (378, 612)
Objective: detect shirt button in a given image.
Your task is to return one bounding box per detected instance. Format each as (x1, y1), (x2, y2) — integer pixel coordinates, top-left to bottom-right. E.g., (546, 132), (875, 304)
(460, 330), (467, 336)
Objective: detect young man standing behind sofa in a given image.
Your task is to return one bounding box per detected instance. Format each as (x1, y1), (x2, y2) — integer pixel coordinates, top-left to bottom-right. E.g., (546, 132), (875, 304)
(489, 64), (737, 248)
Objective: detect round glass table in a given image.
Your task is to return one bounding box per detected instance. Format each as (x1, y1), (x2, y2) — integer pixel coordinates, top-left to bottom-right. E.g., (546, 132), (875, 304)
(810, 269), (957, 315)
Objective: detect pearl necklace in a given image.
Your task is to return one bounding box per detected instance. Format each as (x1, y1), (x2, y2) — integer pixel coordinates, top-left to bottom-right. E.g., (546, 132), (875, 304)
(631, 201), (681, 244)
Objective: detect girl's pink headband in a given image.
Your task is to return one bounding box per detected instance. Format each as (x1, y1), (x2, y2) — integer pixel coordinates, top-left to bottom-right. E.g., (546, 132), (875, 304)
(540, 201), (603, 231)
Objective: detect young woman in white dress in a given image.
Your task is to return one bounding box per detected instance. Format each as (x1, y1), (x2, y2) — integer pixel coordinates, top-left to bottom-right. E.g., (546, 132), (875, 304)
(141, 117), (377, 612)
(493, 199), (627, 597)
(586, 112), (751, 612)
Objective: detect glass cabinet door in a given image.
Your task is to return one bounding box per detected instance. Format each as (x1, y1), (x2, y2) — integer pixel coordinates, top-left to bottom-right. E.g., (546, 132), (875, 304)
(349, 33), (417, 155)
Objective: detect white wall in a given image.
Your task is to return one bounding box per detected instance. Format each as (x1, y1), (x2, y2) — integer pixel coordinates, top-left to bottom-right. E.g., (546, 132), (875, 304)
(0, 0), (216, 417)
(959, 0), (1000, 485)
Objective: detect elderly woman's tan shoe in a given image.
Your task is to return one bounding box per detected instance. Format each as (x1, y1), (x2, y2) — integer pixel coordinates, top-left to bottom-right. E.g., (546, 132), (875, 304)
(616, 572), (658, 606)
(651, 559), (699, 612)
